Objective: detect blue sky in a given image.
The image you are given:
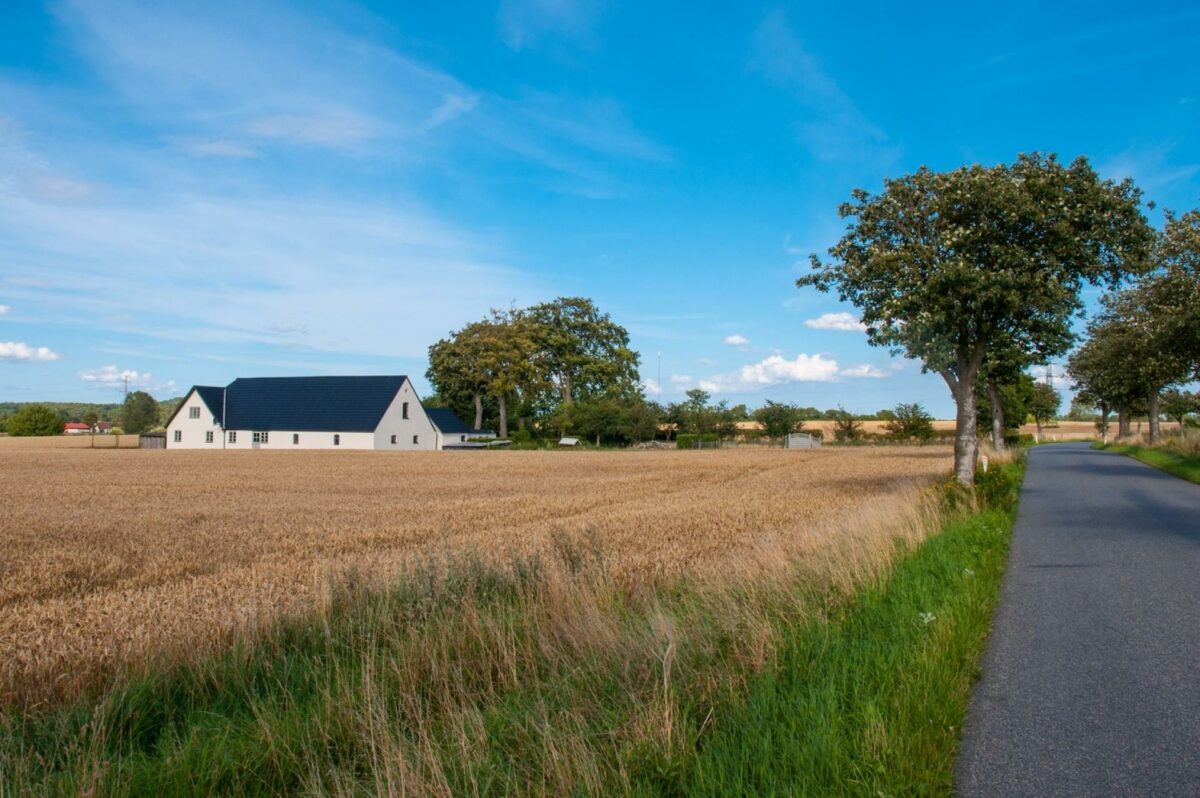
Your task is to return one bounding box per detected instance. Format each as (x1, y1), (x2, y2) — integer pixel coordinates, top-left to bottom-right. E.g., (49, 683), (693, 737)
(1, 1), (1197, 416)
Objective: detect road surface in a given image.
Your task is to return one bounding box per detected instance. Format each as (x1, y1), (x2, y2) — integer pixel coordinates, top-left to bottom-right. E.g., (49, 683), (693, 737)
(957, 442), (1200, 797)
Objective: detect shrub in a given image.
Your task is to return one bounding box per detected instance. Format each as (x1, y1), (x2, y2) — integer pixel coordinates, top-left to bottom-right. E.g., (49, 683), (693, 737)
(6, 405), (63, 437)
(884, 403), (936, 441)
(974, 464), (1018, 509)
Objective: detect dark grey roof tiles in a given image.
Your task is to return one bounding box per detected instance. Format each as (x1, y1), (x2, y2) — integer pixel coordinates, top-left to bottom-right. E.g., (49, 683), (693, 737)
(222, 376), (409, 432)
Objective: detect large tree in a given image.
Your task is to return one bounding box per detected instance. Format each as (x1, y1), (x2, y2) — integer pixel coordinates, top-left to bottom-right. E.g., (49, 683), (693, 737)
(1068, 325), (1145, 439)
(122, 391), (159, 434)
(474, 311), (544, 438)
(798, 154), (1153, 483)
(1028, 382), (1061, 442)
(427, 323), (493, 430)
(526, 297), (640, 405)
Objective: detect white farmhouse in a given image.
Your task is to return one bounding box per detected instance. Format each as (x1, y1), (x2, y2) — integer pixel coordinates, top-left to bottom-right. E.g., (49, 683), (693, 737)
(165, 375), (469, 451)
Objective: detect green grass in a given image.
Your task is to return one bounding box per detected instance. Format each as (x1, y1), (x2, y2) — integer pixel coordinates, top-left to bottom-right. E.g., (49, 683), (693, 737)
(684, 466), (1020, 796)
(1095, 442), (1200, 484)
(1, 463), (1023, 796)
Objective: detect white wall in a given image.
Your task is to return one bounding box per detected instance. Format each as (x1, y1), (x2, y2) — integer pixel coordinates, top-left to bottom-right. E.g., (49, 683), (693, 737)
(165, 389), (223, 449)
(222, 429), (376, 450)
(373, 379), (438, 450)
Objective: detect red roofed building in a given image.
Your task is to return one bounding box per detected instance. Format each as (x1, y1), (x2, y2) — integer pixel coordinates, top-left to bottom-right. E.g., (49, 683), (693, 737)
(63, 422), (90, 435)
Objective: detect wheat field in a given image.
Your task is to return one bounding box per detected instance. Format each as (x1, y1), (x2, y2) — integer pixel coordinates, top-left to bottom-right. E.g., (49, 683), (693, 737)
(0, 441), (952, 706)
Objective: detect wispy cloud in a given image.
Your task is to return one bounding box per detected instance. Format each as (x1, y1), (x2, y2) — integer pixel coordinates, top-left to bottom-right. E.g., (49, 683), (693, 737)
(804, 311), (866, 332)
(1096, 143), (1200, 196)
(176, 139), (258, 159)
(0, 305), (9, 314)
(669, 373), (693, 386)
(0, 341), (62, 361)
(723, 334), (750, 347)
(0, 187), (543, 358)
(699, 353), (840, 394)
(496, 0), (604, 51)
(748, 9), (897, 165)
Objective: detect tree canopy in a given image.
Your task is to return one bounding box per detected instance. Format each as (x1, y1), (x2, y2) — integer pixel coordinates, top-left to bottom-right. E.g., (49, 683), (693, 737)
(122, 391), (160, 434)
(5, 404), (63, 437)
(799, 153), (1154, 483)
(426, 298), (640, 439)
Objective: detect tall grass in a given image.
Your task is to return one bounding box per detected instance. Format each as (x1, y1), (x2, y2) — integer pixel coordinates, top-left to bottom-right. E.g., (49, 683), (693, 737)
(1097, 429), (1200, 484)
(0, 464), (1022, 796)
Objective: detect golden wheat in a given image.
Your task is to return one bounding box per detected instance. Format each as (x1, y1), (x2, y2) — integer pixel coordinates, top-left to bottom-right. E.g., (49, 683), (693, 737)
(0, 443), (951, 705)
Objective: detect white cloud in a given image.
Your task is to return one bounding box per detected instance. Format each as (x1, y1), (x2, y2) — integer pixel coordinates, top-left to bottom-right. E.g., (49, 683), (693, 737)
(723, 334), (750, 347)
(80, 364), (176, 393)
(669, 374), (693, 386)
(1028, 365), (1072, 391)
(699, 353), (840, 394)
(0, 341), (61, 361)
(695, 357), (717, 367)
(804, 312), (866, 332)
(641, 377), (661, 396)
(839, 364), (887, 379)
(0, 305), (9, 314)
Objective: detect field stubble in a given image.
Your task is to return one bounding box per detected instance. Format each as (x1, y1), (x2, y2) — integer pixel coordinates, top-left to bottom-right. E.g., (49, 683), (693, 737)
(0, 443), (951, 708)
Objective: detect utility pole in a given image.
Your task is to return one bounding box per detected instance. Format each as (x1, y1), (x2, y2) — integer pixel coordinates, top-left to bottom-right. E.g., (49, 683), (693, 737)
(123, 374), (129, 399)
(657, 352), (662, 399)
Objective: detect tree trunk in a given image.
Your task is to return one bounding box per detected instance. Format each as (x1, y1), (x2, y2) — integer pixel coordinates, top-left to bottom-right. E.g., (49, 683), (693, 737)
(987, 377), (1006, 453)
(1034, 417), (1042, 443)
(1118, 406), (1131, 438)
(498, 394), (508, 438)
(1098, 402), (1110, 443)
(1148, 391), (1161, 443)
(954, 377), (980, 485)
(473, 393), (483, 431)
(562, 374), (573, 406)
(942, 355), (982, 486)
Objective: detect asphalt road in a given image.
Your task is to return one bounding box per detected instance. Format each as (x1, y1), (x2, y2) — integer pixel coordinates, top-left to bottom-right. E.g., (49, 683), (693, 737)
(957, 442), (1200, 797)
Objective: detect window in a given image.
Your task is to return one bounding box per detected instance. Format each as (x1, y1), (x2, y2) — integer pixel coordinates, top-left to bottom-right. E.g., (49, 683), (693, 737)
(228, 431), (237, 444)
(402, 402), (409, 419)
(412, 434), (419, 445)
(205, 431), (214, 443)
(173, 430), (182, 443)
(460, 435), (466, 442)
(252, 431), (269, 444)
(390, 434), (397, 444)
(293, 433), (299, 445)
(189, 406), (200, 419)
(333, 434), (340, 446)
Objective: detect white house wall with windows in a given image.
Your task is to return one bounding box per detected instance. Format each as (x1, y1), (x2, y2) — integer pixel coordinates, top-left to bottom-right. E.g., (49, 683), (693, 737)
(165, 375), (458, 451)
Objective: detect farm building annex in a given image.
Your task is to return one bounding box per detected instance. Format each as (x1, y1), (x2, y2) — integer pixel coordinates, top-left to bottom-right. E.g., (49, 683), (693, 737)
(165, 376), (487, 451)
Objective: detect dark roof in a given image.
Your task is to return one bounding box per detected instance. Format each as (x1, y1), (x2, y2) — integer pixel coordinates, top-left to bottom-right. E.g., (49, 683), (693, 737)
(223, 376), (409, 432)
(194, 385), (226, 426)
(425, 407), (472, 435)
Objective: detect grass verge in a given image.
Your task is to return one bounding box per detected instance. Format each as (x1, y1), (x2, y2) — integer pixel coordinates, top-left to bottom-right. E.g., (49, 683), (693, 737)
(0, 462), (1022, 796)
(684, 467), (1021, 796)
(1094, 442), (1200, 484)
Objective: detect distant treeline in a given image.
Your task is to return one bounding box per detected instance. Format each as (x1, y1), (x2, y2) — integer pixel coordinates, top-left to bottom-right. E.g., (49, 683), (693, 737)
(0, 397), (183, 434)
